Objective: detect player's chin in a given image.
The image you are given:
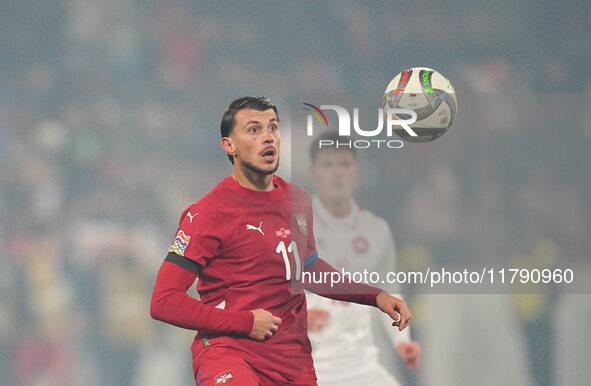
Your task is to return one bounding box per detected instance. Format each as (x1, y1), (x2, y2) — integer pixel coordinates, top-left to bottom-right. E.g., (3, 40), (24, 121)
(261, 159), (280, 174)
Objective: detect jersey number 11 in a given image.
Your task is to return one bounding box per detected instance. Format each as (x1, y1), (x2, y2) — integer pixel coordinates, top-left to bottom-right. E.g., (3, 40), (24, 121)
(275, 241), (301, 280)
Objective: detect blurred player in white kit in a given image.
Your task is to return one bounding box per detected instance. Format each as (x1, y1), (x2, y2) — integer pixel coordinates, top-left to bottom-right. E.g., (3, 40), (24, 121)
(306, 132), (421, 385)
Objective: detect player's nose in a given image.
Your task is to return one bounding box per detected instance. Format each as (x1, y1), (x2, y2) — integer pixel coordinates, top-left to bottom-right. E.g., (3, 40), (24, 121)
(262, 127), (275, 143)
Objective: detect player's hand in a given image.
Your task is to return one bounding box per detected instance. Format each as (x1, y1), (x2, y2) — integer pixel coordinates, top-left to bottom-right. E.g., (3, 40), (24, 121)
(307, 308), (331, 332)
(396, 341), (421, 370)
(249, 309), (282, 341)
(376, 293), (411, 331)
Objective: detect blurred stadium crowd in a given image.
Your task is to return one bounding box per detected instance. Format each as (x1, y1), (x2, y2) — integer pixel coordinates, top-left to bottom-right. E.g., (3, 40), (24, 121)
(1, 1), (590, 385)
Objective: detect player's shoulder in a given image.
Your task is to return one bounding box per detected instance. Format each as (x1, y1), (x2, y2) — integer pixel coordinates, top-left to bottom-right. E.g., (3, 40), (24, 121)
(178, 177), (234, 222)
(284, 180), (313, 211)
(276, 175), (311, 202)
(291, 184), (312, 202)
(357, 205), (391, 231)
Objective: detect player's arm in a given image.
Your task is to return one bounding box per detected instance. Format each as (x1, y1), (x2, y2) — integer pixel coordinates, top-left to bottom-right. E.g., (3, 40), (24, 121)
(303, 257), (411, 331)
(299, 191), (410, 329)
(150, 255), (281, 340)
(150, 256), (252, 334)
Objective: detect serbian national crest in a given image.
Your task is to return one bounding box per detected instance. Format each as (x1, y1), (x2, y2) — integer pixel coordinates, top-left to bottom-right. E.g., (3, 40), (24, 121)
(294, 213), (307, 235)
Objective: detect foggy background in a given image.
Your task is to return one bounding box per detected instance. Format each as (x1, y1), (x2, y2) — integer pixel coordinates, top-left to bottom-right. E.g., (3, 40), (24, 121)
(1, 1), (590, 385)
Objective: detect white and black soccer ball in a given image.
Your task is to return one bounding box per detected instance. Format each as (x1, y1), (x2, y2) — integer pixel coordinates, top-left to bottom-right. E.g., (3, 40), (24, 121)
(382, 67), (457, 143)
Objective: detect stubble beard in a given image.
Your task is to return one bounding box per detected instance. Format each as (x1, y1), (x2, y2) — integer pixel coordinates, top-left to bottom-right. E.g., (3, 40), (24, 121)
(240, 156), (280, 176)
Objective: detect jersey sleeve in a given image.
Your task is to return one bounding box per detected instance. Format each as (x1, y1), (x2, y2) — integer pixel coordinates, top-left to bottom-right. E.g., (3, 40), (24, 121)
(165, 202), (223, 272)
(150, 261), (254, 335)
(304, 257), (382, 305)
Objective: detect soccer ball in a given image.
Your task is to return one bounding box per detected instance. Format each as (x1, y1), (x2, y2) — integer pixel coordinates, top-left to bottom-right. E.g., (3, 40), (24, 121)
(382, 67), (457, 143)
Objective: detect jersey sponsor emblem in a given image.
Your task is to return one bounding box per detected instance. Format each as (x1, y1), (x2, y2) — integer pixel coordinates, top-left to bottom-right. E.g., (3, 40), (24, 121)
(168, 230), (190, 256)
(275, 227), (291, 238)
(186, 212), (198, 223)
(246, 221), (264, 236)
(294, 213), (308, 236)
(215, 370), (234, 384)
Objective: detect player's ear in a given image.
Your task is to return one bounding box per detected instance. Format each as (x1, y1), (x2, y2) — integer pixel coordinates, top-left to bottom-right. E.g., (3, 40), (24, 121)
(221, 137), (236, 157)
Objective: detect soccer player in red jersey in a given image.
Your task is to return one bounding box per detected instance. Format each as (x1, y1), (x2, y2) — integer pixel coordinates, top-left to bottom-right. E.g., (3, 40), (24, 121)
(150, 96), (411, 385)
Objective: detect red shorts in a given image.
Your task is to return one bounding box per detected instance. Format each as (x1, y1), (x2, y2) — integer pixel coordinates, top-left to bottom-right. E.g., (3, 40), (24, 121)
(192, 340), (317, 385)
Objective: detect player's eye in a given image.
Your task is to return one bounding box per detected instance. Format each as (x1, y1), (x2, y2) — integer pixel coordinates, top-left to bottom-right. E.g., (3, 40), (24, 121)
(248, 126), (259, 133)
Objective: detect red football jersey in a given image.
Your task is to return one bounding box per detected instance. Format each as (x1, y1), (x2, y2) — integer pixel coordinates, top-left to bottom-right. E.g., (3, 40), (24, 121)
(169, 175), (317, 381)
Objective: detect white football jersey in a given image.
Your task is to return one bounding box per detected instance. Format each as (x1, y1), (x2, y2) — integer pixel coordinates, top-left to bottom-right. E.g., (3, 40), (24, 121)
(308, 196), (409, 386)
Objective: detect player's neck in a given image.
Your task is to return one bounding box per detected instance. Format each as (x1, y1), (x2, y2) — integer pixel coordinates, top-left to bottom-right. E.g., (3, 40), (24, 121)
(231, 167), (275, 192)
(320, 196), (351, 218)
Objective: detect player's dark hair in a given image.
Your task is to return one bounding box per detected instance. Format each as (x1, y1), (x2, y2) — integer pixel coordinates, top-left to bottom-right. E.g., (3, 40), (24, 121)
(220, 96), (278, 164)
(309, 131), (357, 164)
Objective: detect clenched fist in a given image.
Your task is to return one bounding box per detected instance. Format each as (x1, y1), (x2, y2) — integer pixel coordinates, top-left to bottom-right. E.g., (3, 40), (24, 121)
(249, 309), (282, 341)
